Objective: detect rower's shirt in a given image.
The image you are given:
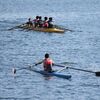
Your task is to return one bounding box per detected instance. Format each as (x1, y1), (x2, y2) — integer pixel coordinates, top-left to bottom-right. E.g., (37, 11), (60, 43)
(43, 58), (53, 72)
(43, 20), (48, 28)
(33, 19), (38, 24)
(48, 21), (53, 28)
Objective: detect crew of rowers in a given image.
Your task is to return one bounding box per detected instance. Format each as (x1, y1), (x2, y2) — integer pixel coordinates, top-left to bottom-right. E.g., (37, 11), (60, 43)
(26, 16), (54, 28)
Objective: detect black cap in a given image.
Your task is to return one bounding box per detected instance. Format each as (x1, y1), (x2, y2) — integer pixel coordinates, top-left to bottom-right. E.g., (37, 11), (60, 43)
(39, 16), (42, 19)
(49, 17), (52, 20)
(28, 18), (31, 20)
(44, 17), (48, 20)
(45, 53), (49, 58)
(36, 16), (39, 19)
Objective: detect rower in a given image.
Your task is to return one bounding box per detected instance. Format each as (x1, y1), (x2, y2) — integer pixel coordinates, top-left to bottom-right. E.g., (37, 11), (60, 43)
(42, 17), (49, 28)
(38, 16), (43, 28)
(35, 53), (54, 73)
(43, 53), (54, 72)
(33, 16), (39, 27)
(26, 18), (33, 27)
(48, 17), (54, 28)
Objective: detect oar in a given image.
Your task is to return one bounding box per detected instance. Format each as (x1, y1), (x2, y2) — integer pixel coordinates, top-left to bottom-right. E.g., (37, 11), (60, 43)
(8, 23), (25, 30)
(12, 59), (43, 74)
(54, 64), (100, 77)
(12, 63), (37, 74)
(57, 61), (77, 65)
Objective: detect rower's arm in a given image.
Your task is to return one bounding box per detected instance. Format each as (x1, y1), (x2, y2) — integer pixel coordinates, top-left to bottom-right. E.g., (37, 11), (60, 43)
(35, 60), (43, 66)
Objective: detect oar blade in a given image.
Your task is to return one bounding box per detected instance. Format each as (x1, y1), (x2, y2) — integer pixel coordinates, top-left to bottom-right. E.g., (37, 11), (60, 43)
(12, 68), (16, 74)
(95, 72), (100, 76)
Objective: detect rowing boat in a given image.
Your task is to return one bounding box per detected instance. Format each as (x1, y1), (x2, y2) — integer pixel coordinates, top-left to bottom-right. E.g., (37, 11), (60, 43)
(28, 68), (71, 79)
(18, 24), (65, 33)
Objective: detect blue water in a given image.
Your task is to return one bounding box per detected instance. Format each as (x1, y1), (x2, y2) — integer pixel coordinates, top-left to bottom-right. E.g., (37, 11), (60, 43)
(0, 0), (100, 100)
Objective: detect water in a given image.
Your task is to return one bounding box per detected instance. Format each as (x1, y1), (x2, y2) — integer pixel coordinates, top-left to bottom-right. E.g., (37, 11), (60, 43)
(0, 0), (100, 100)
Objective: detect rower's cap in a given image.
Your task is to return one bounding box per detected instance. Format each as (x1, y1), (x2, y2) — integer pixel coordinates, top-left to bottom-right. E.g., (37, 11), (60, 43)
(36, 16), (39, 19)
(45, 53), (49, 58)
(39, 16), (42, 19)
(49, 17), (52, 20)
(28, 18), (31, 20)
(44, 17), (48, 20)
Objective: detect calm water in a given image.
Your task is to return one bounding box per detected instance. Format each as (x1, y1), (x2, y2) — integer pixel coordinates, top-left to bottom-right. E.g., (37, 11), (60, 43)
(0, 0), (100, 100)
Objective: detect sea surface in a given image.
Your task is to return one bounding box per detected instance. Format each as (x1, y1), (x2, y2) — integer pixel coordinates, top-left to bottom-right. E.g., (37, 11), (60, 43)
(0, 0), (100, 100)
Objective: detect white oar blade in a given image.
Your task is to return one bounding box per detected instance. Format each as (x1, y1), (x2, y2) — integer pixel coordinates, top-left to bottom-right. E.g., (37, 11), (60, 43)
(12, 68), (16, 74)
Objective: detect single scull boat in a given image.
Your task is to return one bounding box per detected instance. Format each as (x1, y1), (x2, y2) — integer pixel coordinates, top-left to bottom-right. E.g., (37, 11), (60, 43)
(28, 67), (71, 79)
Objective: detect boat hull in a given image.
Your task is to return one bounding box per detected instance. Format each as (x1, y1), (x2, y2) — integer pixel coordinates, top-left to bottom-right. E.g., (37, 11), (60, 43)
(28, 68), (71, 79)
(19, 24), (65, 33)
(32, 27), (65, 33)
